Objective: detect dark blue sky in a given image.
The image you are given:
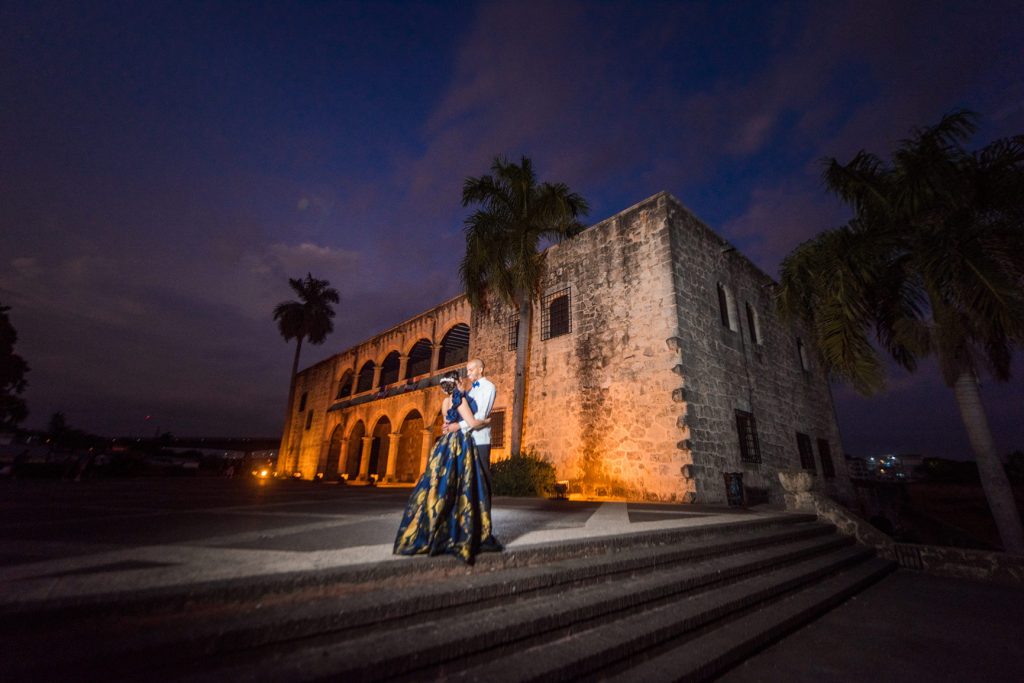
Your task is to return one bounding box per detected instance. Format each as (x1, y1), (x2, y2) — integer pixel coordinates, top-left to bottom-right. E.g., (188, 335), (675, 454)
(1, 1), (1022, 459)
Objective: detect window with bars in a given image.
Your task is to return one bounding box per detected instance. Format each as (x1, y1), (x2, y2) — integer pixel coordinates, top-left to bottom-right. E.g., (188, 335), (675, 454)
(507, 317), (519, 351)
(735, 410), (761, 463)
(797, 432), (816, 471)
(542, 288), (571, 340)
(490, 409), (506, 448)
(817, 438), (836, 478)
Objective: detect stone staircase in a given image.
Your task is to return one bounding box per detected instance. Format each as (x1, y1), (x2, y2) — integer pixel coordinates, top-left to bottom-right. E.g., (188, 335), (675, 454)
(0, 514), (894, 682)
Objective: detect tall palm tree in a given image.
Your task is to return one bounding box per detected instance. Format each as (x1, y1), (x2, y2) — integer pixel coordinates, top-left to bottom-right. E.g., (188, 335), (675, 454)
(274, 273), (340, 474)
(460, 156), (589, 457)
(778, 110), (1024, 552)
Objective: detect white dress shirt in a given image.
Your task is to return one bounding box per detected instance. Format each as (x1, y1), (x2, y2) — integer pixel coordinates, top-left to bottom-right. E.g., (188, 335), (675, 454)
(459, 377), (495, 446)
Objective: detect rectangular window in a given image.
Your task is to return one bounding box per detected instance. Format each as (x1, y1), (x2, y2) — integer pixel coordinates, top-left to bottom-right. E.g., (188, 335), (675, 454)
(797, 338), (810, 371)
(735, 410), (761, 463)
(507, 317), (519, 351)
(490, 409), (506, 448)
(541, 287), (571, 340)
(817, 438), (836, 478)
(305, 410), (314, 431)
(298, 392), (308, 412)
(797, 432), (816, 471)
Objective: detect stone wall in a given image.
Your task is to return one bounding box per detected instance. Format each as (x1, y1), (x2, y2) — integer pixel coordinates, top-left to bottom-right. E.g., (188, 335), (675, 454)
(664, 196), (853, 504)
(280, 191), (850, 506)
(471, 193), (692, 501)
(283, 356), (338, 476)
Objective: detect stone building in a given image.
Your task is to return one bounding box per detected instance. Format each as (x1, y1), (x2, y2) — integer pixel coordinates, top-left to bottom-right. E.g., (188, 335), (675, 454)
(279, 192), (852, 504)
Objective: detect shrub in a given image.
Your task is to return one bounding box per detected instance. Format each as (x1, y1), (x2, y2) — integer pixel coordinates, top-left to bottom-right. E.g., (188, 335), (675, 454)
(490, 451), (557, 497)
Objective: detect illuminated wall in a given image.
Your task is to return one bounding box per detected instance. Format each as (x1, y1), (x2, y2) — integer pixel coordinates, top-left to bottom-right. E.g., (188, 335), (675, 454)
(282, 192), (852, 504)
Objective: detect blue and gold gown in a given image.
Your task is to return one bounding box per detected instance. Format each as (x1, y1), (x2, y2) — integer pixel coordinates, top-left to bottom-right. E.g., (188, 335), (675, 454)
(393, 389), (501, 564)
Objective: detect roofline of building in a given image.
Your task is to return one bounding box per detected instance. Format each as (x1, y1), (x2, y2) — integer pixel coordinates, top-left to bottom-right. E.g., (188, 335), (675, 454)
(296, 292), (467, 376)
(296, 190), (779, 377)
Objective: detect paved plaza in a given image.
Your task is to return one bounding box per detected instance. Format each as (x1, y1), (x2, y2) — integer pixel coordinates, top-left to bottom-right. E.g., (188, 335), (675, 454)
(0, 477), (761, 605)
(1, 477), (1021, 681)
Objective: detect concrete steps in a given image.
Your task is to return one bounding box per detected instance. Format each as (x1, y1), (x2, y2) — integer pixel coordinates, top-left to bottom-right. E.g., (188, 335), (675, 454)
(0, 515), (895, 682)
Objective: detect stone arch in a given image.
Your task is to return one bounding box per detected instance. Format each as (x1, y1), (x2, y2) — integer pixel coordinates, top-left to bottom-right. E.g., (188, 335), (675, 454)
(379, 350), (401, 386)
(325, 424), (344, 479)
(430, 412), (444, 440)
(405, 338), (432, 379)
(438, 322), (470, 369)
(336, 369), (354, 399)
(376, 344), (404, 365)
(397, 409), (425, 482)
(369, 415), (393, 478)
(345, 416), (365, 441)
(356, 360), (375, 393)
(344, 420), (365, 478)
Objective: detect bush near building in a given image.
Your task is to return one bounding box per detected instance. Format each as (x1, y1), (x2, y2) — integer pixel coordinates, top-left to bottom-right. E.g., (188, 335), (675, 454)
(491, 452), (556, 497)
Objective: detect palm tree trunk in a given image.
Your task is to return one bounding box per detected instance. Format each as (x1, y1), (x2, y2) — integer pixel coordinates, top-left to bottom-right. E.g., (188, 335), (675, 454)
(510, 291), (532, 458)
(953, 371), (1024, 553)
(278, 336), (304, 475)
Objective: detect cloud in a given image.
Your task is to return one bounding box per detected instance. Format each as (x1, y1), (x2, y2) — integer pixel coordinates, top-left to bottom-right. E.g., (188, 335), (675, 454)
(266, 242), (359, 278)
(720, 181), (849, 276)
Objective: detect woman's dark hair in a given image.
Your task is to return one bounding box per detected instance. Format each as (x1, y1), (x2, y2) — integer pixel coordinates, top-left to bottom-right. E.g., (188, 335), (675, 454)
(438, 371), (460, 395)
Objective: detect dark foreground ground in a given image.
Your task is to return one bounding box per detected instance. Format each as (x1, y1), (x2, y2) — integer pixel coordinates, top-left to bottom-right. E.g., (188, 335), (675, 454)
(0, 477), (1021, 681)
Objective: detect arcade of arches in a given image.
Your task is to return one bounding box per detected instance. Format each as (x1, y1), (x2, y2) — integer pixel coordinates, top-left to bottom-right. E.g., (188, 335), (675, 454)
(281, 301), (476, 482)
(323, 408), (444, 483)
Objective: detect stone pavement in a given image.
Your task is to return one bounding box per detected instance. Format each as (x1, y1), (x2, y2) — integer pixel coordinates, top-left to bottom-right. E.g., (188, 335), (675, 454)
(0, 477), (764, 605)
(722, 569), (1024, 682)
(2, 477), (1021, 681)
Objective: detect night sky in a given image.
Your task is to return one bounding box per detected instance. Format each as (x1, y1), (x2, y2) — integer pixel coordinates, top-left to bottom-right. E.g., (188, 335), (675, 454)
(2, 1), (1022, 460)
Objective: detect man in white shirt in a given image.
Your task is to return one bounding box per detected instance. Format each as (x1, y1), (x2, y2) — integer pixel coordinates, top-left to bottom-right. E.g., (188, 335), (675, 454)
(443, 358), (496, 479)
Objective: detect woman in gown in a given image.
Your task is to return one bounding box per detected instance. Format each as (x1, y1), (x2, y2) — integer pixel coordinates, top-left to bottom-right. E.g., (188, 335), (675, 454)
(393, 372), (501, 564)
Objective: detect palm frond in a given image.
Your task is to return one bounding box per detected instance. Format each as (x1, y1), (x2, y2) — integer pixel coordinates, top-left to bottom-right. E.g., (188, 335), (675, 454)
(460, 155), (589, 313)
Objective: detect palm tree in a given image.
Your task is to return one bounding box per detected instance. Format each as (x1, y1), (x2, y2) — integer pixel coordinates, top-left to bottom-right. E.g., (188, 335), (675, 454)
(460, 156), (589, 457)
(778, 110), (1024, 552)
(274, 273), (340, 474)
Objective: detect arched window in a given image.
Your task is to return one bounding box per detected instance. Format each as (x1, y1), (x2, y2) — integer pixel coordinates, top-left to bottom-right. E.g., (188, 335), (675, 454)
(745, 303), (762, 345)
(796, 337), (810, 371)
(336, 370), (354, 399)
(356, 361), (375, 393)
(438, 323), (470, 368)
(406, 338), (432, 378)
(379, 351), (401, 386)
(717, 283), (737, 331)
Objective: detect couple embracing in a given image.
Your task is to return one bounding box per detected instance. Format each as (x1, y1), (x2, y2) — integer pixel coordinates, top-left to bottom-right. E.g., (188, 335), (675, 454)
(393, 358), (502, 564)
